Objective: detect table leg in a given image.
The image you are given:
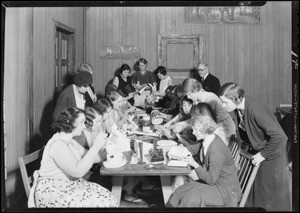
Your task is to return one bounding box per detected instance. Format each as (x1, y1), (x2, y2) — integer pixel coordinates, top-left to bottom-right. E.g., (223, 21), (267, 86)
(160, 176), (173, 205)
(111, 176), (124, 207)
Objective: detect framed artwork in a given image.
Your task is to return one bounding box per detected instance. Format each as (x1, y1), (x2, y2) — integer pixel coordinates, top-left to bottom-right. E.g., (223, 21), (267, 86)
(184, 6), (261, 25)
(99, 46), (141, 59)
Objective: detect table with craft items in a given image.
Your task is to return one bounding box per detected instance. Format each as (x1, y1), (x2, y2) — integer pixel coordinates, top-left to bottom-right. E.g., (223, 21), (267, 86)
(100, 150), (191, 206)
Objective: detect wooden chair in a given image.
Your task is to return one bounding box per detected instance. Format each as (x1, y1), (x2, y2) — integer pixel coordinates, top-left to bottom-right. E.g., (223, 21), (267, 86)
(237, 149), (260, 207)
(228, 135), (241, 164)
(18, 147), (44, 197)
(228, 135), (260, 207)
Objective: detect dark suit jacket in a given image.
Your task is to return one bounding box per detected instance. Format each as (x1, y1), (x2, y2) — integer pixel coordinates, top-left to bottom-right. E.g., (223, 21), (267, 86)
(201, 73), (221, 96)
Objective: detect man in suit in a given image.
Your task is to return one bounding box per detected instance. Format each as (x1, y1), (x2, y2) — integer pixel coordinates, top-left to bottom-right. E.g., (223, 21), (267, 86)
(195, 62), (221, 96)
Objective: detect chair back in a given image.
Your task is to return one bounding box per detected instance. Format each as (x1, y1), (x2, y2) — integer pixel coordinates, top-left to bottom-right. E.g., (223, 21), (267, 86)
(18, 147), (44, 197)
(228, 135), (241, 163)
(236, 149), (260, 207)
(228, 135), (260, 207)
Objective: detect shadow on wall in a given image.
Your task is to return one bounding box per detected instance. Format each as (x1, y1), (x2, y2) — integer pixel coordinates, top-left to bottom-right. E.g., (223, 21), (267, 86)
(29, 95), (56, 153)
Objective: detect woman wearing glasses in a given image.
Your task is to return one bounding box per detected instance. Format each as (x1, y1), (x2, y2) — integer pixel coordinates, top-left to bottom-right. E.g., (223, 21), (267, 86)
(52, 71), (93, 120)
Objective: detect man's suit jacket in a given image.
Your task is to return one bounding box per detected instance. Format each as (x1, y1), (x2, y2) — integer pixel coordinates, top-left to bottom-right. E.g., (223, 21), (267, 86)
(201, 73), (221, 96)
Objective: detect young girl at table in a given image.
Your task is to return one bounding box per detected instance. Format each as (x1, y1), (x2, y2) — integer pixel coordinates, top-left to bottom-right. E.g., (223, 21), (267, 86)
(166, 114), (242, 207)
(94, 98), (146, 203)
(219, 82), (291, 211)
(29, 106), (118, 207)
(163, 95), (196, 144)
(107, 91), (137, 129)
(177, 78), (235, 145)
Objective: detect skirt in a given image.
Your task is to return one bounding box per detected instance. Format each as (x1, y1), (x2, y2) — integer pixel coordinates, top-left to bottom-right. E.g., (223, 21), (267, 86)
(34, 177), (118, 207)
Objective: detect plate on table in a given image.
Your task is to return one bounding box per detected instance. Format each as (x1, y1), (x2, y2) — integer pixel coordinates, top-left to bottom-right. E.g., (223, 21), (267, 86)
(157, 140), (177, 147)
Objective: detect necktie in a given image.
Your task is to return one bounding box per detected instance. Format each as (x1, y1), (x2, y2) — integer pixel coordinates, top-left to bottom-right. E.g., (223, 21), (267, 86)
(238, 109), (245, 131)
(199, 146), (205, 166)
(200, 77), (204, 83)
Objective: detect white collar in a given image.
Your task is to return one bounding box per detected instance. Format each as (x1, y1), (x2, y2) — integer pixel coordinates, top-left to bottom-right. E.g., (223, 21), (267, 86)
(202, 72), (209, 80)
(202, 134), (215, 156)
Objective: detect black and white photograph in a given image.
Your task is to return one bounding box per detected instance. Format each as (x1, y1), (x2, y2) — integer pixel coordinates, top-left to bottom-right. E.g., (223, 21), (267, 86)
(1, 1), (299, 211)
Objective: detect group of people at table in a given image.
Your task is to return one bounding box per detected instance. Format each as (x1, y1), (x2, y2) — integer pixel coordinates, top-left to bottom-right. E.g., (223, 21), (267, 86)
(28, 58), (291, 210)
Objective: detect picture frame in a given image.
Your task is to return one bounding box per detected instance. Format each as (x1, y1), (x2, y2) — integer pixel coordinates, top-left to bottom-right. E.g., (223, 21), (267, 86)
(184, 6), (261, 25)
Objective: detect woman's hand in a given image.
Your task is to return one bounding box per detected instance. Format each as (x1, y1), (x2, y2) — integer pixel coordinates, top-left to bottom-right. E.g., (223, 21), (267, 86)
(127, 92), (134, 99)
(251, 152), (265, 166)
(183, 154), (199, 169)
(188, 169), (199, 180)
(172, 122), (187, 134)
(93, 132), (109, 149)
(148, 83), (156, 91)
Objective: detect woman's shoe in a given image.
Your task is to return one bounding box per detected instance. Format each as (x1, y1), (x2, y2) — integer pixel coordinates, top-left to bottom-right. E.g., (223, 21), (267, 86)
(123, 193), (144, 203)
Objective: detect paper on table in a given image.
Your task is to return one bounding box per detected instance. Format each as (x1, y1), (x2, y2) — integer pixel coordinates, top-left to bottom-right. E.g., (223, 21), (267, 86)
(167, 160), (188, 167)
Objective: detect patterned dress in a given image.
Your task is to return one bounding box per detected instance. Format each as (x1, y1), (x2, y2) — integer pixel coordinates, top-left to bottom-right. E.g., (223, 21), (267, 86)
(33, 133), (118, 207)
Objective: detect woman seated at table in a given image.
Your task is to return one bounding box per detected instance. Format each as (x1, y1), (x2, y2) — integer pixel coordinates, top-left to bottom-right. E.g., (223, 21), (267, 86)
(153, 66), (173, 95)
(174, 78), (236, 145)
(94, 98), (146, 203)
(30, 106), (118, 207)
(160, 84), (184, 116)
(164, 95), (192, 128)
(162, 95), (196, 144)
(112, 63), (135, 104)
(107, 91), (137, 129)
(166, 114), (242, 207)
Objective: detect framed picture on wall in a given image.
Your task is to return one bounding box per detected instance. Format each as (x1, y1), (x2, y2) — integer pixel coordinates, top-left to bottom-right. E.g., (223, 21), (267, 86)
(184, 6), (261, 25)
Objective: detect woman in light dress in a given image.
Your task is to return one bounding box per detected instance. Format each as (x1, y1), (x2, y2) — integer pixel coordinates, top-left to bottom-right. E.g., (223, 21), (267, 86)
(31, 106), (118, 207)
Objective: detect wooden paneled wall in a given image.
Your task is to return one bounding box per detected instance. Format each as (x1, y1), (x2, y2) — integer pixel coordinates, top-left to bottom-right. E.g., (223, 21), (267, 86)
(86, 1), (292, 113)
(4, 7), (84, 207)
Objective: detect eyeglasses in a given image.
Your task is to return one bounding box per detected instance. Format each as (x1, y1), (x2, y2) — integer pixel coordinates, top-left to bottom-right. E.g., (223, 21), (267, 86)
(198, 68), (206, 72)
(139, 64), (146, 67)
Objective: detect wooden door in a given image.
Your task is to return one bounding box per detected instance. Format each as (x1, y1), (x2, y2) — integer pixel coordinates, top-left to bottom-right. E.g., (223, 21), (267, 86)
(158, 34), (204, 85)
(54, 21), (75, 95)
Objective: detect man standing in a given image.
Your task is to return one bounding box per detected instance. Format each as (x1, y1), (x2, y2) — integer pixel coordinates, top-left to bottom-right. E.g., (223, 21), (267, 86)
(195, 62), (221, 96)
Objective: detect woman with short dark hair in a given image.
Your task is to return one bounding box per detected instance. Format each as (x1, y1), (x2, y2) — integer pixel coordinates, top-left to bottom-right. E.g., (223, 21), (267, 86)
(112, 64), (135, 100)
(52, 71), (94, 120)
(30, 106), (118, 207)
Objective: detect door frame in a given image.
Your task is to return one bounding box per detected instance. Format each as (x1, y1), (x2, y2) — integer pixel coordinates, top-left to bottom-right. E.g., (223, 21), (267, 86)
(53, 20), (75, 94)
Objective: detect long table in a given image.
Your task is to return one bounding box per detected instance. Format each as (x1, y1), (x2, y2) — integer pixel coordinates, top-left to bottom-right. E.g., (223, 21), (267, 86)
(100, 150), (191, 206)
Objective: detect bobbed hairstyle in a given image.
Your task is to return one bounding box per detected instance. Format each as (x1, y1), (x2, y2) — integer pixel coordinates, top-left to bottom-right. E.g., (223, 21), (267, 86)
(76, 62), (94, 74)
(107, 91), (123, 103)
(120, 63), (131, 74)
(74, 71), (93, 87)
(179, 95), (194, 117)
(84, 107), (103, 130)
(191, 114), (218, 135)
(138, 58), (148, 66)
(219, 82), (245, 104)
(94, 98), (113, 114)
(105, 83), (117, 97)
(154, 66), (167, 76)
(51, 107), (84, 133)
(190, 102), (216, 122)
(182, 78), (202, 94)
(180, 95), (194, 106)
